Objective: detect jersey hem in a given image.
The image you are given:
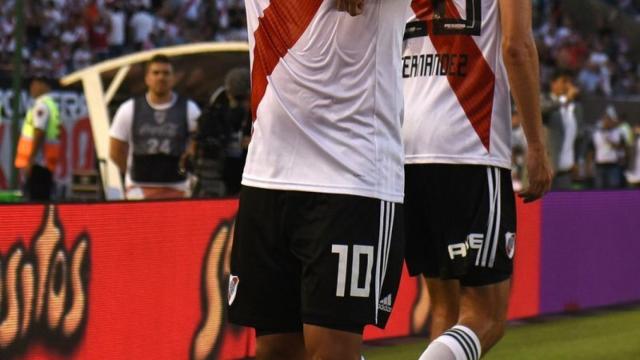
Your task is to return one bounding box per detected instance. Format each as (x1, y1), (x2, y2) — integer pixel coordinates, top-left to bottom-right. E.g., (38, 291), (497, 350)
(404, 155), (511, 170)
(241, 177), (404, 204)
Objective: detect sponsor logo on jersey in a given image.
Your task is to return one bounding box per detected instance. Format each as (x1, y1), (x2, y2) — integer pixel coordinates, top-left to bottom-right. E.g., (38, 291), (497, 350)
(228, 275), (239, 306)
(505, 232), (516, 259)
(402, 53), (469, 78)
(448, 233), (484, 259)
(378, 294), (393, 313)
(154, 110), (167, 124)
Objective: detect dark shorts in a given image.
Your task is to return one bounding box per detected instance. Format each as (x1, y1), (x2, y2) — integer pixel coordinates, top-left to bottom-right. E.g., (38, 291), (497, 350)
(228, 186), (404, 334)
(404, 164), (516, 287)
(24, 165), (53, 201)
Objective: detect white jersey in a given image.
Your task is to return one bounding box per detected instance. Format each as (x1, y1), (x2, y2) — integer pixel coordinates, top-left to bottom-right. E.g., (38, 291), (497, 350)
(242, 0), (409, 203)
(402, 0), (511, 169)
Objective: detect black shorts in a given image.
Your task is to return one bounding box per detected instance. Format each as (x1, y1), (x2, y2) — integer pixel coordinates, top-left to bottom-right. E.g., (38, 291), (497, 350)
(228, 186), (404, 334)
(24, 165), (53, 201)
(404, 164), (516, 287)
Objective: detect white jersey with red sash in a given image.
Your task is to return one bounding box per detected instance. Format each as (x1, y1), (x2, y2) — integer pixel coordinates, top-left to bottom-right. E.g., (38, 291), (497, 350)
(242, 0), (409, 203)
(403, 0), (511, 169)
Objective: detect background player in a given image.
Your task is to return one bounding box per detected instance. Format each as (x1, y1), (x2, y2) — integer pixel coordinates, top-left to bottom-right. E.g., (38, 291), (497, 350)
(228, 0), (409, 359)
(109, 54), (201, 200)
(402, 0), (553, 359)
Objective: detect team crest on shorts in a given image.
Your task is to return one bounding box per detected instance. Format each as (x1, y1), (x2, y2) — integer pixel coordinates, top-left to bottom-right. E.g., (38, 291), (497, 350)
(505, 232), (516, 259)
(228, 275), (239, 306)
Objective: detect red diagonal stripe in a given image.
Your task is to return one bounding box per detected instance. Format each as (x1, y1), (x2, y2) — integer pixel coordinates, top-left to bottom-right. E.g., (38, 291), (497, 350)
(411, 0), (495, 151)
(251, 0), (324, 120)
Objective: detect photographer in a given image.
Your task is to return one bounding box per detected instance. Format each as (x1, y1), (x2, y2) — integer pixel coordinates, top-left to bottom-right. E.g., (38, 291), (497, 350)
(191, 67), (250, 197)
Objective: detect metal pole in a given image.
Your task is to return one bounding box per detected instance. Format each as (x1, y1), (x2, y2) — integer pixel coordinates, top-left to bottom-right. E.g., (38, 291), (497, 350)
(10, 0), (26, 189)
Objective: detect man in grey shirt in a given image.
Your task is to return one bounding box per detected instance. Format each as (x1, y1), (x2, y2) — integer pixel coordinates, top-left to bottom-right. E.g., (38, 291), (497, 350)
(542, 69), (584, 190)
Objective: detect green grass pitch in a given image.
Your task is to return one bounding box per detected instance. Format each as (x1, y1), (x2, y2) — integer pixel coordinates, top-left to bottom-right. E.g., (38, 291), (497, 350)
(363, 305), (640, 359)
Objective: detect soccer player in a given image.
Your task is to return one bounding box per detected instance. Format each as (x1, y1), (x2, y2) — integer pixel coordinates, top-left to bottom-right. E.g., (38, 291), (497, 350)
(402, 0), (553, 359)
(228, 0), (409, 359)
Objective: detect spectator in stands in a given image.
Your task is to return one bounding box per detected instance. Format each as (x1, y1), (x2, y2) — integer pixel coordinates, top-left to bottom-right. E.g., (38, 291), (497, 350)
(109, 54), (201, 199)
(129, 5), (155, 50)
(625, 124), (640, 186)
(542, 69), (584, 190)
(106, 1), (126, 57)
(589, 107), (627, 189)
(14, 76), (61, 201)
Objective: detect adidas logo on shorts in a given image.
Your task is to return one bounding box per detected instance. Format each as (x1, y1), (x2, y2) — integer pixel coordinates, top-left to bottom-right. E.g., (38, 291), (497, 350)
(378, 294), (393, 313)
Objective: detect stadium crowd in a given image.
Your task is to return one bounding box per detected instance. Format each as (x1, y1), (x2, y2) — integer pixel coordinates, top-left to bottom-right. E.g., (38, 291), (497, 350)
(534, 0), (640, 97)
(0, 0), (638, 97)
(0, 0), (247, 77)
(1, 0), (639, 192)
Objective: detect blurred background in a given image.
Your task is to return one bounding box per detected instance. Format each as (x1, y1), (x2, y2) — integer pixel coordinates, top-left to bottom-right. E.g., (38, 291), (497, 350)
(1, 0), (640, 201)
(0, 1), (639, 360)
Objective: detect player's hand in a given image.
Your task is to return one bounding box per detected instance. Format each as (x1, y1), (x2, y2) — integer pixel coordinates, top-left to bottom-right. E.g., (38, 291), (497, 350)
(336, 0), (364, 16)
(519, 146), (553, 203)
(179, 152), (192, 175)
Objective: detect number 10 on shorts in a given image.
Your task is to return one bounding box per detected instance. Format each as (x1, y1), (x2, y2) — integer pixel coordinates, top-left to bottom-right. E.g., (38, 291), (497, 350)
(332, 245), (374, 298)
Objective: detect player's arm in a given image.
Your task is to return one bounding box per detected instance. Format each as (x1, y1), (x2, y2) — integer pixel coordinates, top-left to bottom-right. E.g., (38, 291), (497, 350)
(26, 129), (46, 175)
(27, 102), (50, 175)
(108, 101), (132, 175)
(180, 100), (201, 172)
(109, 138), (128, 175)
(499, 0), (552, 203)
(336, 0), (364, 16)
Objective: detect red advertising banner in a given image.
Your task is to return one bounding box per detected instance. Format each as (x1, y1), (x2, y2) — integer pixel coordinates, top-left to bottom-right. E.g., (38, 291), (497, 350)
(0, 199), (539, 359)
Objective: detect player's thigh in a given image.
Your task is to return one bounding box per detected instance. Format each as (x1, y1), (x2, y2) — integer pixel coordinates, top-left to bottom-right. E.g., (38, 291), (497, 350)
(304, 324), (362, 360)
(426, 277), (460, 309)
(255, 332), (305, 360)
(290, 192), (405, 332)
(228, 186), (303, 332)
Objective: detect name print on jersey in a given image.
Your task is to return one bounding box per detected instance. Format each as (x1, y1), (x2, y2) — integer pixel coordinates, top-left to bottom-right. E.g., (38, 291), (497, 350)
(402, 53), (469, 78)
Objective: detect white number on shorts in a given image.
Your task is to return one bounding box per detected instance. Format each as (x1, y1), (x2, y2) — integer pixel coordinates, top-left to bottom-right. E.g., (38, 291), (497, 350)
(331, 245), (374, 298)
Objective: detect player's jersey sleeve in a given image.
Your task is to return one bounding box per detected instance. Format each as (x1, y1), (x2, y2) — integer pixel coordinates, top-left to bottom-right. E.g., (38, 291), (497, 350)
(242, 0), (410, 203)
(402, 0), (512, 169)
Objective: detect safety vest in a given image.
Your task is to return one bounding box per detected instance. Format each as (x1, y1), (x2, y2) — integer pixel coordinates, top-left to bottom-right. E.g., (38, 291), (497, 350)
(14, 95), (61, 172)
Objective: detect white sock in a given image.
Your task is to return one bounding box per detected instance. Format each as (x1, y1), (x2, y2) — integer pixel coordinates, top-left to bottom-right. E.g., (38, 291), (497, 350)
(419, 341), (456, 360)
(419, 325), (482, 360)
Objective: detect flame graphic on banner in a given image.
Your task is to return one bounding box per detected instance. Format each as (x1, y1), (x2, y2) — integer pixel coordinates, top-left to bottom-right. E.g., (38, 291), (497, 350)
(191, 220), (235, 360)
(0, 206), (90, 358)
